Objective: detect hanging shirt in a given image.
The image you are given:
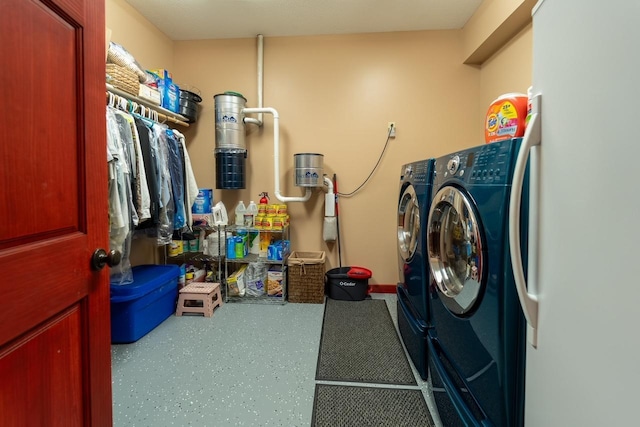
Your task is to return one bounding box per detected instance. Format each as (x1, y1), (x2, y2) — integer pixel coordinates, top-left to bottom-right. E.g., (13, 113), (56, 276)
(152, 122), (174, 244)
(114, 110), (151, 222)
(172, 129), (199, 227)
(135, 117), (160, 227)
(106, 106), (135, 285)
(113, 111), (139, 220)
(166, 129), (186, 230)
(107, 108), (135, 274)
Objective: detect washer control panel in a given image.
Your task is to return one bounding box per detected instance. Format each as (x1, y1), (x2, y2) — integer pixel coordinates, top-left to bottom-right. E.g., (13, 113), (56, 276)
(434, 139), (521, 186)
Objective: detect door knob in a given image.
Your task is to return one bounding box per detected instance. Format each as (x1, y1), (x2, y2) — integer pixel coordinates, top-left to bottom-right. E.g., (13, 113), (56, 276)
(92, 248), (122, 271)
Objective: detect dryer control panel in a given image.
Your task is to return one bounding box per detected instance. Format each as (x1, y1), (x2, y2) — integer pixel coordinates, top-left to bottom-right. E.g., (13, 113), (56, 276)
(434, 138), (522, 187)
(401, 159), (434, 185)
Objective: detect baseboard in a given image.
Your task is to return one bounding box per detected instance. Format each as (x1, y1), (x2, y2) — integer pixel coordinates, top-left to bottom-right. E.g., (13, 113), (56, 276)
(369, 284), (397, 294)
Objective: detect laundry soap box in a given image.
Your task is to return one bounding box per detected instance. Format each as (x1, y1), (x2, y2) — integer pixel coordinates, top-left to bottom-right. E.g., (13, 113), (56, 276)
(151, 69), (180, 114)
(110, 264), (179, 343)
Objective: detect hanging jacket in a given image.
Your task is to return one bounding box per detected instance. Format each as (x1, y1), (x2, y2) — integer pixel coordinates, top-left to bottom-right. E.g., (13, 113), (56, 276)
(172, 129), (199, 227)
(165, 129), (186, 230)
(135, 117), (160, 227)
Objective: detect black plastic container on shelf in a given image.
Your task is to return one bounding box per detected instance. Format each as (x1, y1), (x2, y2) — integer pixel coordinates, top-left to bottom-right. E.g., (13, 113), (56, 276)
(179, 89), (202, 123)
(215, 148), (247, 189)
(326, 266), (372, 301)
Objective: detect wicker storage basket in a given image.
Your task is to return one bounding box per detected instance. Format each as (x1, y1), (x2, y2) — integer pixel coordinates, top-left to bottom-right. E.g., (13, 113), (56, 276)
(106, 64), (139, 96)
(287, 251), (326, 303)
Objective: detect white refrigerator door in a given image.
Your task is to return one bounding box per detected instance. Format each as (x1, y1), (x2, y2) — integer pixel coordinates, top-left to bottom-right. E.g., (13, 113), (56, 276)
(526, 0), (640, 425)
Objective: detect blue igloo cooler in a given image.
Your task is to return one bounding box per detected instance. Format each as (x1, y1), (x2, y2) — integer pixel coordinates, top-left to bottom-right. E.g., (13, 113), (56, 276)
(110, 264), (180, 343)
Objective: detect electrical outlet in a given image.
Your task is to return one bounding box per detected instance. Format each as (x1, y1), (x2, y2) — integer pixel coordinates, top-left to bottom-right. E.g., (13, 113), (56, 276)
(388, 122), (396, 138)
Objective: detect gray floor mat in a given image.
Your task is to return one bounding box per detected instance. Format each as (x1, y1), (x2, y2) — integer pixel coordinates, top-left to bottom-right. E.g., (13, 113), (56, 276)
(316, 298), (416, 385)
(312, 384), (434, 427)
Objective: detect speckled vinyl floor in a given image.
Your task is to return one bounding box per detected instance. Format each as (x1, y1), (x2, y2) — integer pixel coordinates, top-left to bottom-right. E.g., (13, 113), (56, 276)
(111, 294), (442, 427)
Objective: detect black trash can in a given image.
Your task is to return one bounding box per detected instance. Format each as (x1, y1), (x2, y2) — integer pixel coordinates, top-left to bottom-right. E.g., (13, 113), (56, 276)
(325, 266), (372, 301)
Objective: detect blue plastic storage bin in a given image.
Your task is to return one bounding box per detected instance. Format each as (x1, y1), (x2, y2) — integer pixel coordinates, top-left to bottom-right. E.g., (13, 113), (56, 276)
(110, 264), (180, 343)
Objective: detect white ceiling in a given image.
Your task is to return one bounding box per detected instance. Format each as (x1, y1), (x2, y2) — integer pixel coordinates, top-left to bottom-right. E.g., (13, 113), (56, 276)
(125, 0), (483, 40)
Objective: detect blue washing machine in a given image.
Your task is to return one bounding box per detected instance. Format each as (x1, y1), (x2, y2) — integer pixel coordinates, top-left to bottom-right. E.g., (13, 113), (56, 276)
(396, 159), (435, 380)
(426, 138), (527, 427)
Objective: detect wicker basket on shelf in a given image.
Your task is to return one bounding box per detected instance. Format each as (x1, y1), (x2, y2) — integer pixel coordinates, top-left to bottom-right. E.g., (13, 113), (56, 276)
(287, 251), (326, 304)
(106, 63), (139, 96)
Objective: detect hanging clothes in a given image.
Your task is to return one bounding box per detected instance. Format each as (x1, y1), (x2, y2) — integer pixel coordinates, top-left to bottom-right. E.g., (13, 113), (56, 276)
(135, 116), (161, 227)
(173, 129), (199, 228)
(114, 110), (151, 222)
(107, 106), (135, 285)
(106, 92), (200, 256)
(166, 129), (186, 230)
(151, 122), (174, 245)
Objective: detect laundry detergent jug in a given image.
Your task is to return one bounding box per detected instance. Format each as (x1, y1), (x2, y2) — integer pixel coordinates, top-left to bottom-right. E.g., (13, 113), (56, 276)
(485, 93), (527, 143)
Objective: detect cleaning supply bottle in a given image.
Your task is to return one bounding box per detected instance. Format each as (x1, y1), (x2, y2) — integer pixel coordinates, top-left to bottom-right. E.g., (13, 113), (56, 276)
(259, 231), (271, 258)
(248, 230), (260, 255)
(484, 92), (528, 143)
(245, 201), (258, 227)
(235, 201), (246, 226)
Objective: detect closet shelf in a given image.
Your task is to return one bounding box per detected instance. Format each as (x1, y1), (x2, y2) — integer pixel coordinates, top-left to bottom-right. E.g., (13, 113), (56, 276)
(106, 84), (190, 127)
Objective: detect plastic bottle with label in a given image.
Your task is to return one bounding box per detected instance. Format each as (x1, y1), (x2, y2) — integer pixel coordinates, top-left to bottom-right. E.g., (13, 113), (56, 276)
(248, 231), (260, 255)
(245, 201), (258, 227)
(484, 92), (527, 144)
(235, 201), (246, 226)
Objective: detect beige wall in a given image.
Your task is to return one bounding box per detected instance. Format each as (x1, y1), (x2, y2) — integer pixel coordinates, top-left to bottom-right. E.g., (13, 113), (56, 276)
(106, 0), (174, 72)
(105, 1), (533, 286)
(172, 32), (480, 284)
(462, 0), (536, 64)
(478, 24), (532, 134)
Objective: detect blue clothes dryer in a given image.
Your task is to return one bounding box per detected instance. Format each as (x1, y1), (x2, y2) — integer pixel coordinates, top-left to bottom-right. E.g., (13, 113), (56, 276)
(396, 159), (435, 380)
(425, 138), (527, 427)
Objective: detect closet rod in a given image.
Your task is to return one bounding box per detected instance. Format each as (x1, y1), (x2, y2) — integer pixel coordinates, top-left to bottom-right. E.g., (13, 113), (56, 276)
(106, 84), (190, 127)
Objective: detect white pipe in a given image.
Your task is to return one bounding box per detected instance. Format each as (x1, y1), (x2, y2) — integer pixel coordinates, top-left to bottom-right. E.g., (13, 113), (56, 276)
(244, 117), (261, 126)
(242, 106), (312, 203)
(323, 176), (335, 217)
(257, 34), (264, 124)
(244, 35), (265, 127)
(323, 176), (334, 194)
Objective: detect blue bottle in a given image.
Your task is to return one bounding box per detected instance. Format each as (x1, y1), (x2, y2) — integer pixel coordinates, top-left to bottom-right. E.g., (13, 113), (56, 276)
(226, 236), (236, 259)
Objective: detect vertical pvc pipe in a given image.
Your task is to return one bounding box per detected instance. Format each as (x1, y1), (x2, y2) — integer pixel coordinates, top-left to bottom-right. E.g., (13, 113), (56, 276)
(257, 34), (264, 125)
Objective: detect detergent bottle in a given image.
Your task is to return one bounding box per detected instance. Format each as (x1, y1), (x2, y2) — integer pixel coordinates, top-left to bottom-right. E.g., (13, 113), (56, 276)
(485, 93), (528, 143)
(235, 201), (246, 226)
(245, 201), (258, 227)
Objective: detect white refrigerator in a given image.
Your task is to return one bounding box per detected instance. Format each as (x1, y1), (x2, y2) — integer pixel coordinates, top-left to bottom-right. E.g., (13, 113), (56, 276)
(510, 0), (640, 425)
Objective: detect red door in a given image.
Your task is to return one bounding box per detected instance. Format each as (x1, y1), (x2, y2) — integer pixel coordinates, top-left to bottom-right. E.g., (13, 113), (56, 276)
(0, 0), (112, 425)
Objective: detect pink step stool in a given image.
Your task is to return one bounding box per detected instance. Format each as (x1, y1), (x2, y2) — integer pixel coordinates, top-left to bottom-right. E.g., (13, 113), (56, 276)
(175, 282), (222, 317)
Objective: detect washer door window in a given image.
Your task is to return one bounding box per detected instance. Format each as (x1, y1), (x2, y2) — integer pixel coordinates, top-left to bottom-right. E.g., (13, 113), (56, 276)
(398, 185), (420, 263)
(427, 186), (484, 315)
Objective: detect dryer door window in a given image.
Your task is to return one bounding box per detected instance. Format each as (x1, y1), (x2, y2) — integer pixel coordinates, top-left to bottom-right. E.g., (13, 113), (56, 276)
(398, 185), (420, 263)
(427, 186), (483, 315)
